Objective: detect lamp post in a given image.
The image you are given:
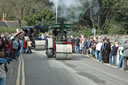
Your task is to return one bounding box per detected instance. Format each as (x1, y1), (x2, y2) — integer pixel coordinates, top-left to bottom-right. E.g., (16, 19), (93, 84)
(92, 28), (96, 38)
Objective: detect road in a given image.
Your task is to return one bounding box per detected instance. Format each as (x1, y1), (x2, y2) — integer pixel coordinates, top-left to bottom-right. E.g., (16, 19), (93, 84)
(14, 50), (128, 85)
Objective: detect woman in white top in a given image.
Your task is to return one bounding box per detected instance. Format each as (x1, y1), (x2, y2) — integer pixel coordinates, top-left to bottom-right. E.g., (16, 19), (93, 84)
(96, 40), (103, 61)
(117, 44), (125, 70)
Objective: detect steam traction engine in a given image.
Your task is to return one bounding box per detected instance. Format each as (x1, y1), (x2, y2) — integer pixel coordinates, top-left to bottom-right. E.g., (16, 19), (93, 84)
(46, 21), (73, 60)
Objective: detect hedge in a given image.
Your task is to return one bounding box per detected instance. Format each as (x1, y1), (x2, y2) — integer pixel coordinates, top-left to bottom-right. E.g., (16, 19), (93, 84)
(0, 27), (17, 33)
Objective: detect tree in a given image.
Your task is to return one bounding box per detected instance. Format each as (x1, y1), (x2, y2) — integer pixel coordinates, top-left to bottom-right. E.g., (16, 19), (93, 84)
(78, 0), (128, 34)
(0, 0), (52, 28)
(24, 8), (55, 26)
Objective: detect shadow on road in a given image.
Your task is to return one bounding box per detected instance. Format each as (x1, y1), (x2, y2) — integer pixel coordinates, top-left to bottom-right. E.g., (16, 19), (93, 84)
(71, 54), (89, 60)
(78, 72), (106, 84)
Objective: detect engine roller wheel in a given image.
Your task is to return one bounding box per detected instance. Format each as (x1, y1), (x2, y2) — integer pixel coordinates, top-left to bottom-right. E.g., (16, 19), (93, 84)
(47, 49), (53, 58)
(35, 46), (46, 50)
(56, 53), (72, 60)
(56, 53), (66, 60)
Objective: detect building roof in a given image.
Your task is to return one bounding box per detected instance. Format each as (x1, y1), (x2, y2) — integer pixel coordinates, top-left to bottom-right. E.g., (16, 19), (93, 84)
(0, 21), (8, 27)
(0, 21), (19, 28)
(7, 21), (19, 28)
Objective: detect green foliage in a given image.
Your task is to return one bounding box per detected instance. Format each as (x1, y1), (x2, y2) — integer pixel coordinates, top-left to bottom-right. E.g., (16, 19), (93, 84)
(79, 29), (92, 37)
(0, 27), (16, 33)
(0, 0), (128, 35)
(24, 8), (55, 26)
(69, 29), (92, 37)
(68, 31), (80, 37)
(77, 0), (128, 35)
(96, 29), (105, 34)
(69, 25), (92, 37)
(107, 22), (125, 34)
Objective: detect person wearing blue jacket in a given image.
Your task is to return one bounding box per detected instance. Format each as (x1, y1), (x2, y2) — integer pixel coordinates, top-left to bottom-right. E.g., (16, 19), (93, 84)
(0, 37), (9, 85)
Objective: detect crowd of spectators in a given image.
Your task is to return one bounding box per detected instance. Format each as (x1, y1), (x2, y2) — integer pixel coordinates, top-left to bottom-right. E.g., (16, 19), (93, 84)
(0, 31), (128, 85)
(0, 32), (32, 85)
(68, 34), (128, 71)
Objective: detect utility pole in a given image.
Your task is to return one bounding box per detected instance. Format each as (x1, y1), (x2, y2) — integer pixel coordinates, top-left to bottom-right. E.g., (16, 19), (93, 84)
(56, 0), (58, 24)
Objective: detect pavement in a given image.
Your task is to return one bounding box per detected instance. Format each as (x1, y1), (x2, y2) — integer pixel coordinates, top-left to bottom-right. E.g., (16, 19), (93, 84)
(8, 50), (128, 85)
(7, 59), (19, 85)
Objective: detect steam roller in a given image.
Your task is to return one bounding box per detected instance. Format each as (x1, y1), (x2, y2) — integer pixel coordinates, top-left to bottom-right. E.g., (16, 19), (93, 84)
(46, 38), (73, 60)
(46, 20), (73, 60)
(21, 26), (48, 50)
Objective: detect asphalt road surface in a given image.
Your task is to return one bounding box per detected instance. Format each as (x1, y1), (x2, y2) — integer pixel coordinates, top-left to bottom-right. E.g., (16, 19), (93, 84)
(14, 50), (128, 85)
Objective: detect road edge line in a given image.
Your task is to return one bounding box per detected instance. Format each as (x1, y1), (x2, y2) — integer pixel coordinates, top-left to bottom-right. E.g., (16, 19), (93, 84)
(16, 57), (21, 85)
(21, 55), (25, 85)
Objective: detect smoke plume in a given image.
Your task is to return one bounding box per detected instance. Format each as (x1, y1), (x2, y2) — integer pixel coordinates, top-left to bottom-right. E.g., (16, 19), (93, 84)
(49, 0), (100, 23)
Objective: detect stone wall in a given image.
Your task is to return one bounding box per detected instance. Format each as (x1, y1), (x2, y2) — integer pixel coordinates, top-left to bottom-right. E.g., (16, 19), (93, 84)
(95, 35), (128, 41)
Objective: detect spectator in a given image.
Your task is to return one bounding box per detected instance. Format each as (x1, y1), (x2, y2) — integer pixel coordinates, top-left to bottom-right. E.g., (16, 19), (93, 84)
(41, 33), (45, 40)
(12, 38), (19, 59)
(101, 39), (106, 62)
(80, 35), (85, 54)
(10, 34), (14, 40)
(121, 40), (128, 70)
(117, 43), (125, 69)
(75, 37), (80, 53)
(70, 35), (75, 53)
(87, 37), (91, 54)
(88, 37), (93, 55)
(102, 39), (111, 63)
(9, 40), (13, 59)
(19, 38), (23, 55)
(95, 37), (99, 44)
(83, 38), (88, 54)
(7, 39), (11, 58)
(70, 35), (75, 44)
(67, 35), (71, 42)
(17, 40), (21, 57)
(90, 40), (96, 57)
(4, 38), (10, 58)
(0, 37), (5, 52)
(96, 39), (103, 61)
(44, 32), (49, 40)
(110, 41), (119, 65)
(0, 37), (6, 85)
(23, 38), (27, 53)
(27, 38), (32, 54)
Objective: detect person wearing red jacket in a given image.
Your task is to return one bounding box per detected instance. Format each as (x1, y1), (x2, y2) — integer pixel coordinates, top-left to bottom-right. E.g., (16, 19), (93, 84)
(10, 40), (13, 58)
(23, 39), (27, 53)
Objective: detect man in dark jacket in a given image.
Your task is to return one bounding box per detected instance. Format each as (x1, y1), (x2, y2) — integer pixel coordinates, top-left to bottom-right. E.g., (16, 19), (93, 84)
(84, 39), (88, 54)
(75, 37), (80, 53)
(110, 41), (118, 65)
(102, 39), (111, 63)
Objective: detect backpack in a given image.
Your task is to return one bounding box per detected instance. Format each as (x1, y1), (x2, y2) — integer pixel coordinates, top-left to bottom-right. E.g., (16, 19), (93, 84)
(18, 44), (21, 50)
